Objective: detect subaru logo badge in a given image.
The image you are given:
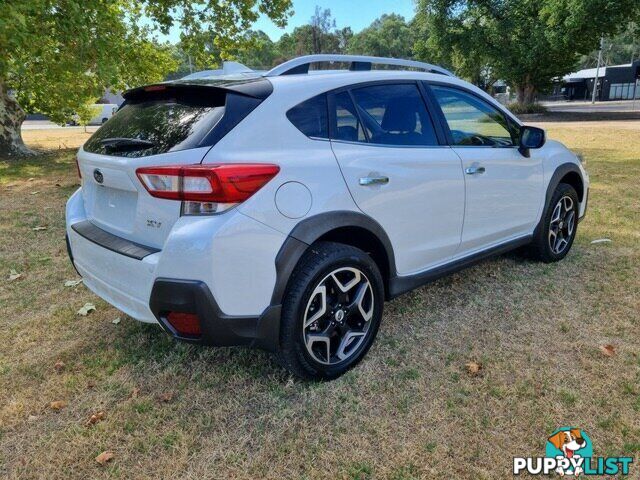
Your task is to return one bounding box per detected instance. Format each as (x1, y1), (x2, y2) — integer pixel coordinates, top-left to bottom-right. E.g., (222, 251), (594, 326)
(93, 169), (104, 184)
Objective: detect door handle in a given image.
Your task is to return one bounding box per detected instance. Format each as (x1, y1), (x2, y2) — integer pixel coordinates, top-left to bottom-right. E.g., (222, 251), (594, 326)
(465, 166), (486, 175)
(359, 176), (389, 186)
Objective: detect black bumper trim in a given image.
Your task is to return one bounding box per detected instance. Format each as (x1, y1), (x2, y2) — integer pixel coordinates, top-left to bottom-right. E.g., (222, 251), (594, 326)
(149, 279), (280, 351)
(65, 233), (81, 276)
(71, 220), (160, 260)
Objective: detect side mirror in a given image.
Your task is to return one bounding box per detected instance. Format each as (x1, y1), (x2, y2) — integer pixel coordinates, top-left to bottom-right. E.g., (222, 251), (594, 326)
(519, 126), (546, 157)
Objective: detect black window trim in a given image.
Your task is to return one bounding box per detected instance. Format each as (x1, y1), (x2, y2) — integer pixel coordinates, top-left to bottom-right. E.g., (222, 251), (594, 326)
(327, 79), (448, 149)
(285, 92), (331, 141)
(423, 81), (522, 149)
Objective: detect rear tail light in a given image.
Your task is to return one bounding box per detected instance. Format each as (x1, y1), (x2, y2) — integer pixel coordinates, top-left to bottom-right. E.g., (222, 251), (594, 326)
(75, 157), (82, 179)
(166, 312), (201, 337)
(135, 164), (280, 208)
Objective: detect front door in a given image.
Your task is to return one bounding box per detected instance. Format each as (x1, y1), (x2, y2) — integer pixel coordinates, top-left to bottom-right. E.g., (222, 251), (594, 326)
(330, 83), (465, 275)
(428, 84), (544, 254)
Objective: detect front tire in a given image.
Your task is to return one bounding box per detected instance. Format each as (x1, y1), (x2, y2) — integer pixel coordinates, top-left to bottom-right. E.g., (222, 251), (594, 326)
(278, 242), (384, 380)
(530, 183), (579, 262)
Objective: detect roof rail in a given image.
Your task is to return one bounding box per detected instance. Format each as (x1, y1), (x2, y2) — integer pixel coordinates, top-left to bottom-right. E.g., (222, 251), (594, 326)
(265, 54), (454, 77)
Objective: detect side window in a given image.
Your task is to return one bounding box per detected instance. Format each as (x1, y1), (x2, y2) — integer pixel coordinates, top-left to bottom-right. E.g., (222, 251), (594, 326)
(430, 85), (516, 147)
(350, 84), (438, 146)
(286, 94), (328, 139)
(333, 91), (367, 142)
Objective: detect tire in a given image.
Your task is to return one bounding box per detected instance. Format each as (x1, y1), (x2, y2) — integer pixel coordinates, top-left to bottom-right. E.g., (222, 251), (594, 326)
(530, 183), (579, 263)
(278, 241), (384, 380)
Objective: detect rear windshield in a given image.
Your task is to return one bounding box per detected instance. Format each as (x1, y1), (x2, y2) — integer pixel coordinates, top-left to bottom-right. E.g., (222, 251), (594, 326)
(84, 88), (226, 158)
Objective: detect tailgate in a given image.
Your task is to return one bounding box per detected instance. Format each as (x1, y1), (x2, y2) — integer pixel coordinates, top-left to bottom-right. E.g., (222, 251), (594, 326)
(77, 147), (211, 248)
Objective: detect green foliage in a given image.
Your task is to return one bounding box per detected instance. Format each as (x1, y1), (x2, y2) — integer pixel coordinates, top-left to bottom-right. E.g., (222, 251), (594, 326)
(579, 22), (639, 68)
(347, 14), (415, 59)
(507, 103), (548, 115)
(75, 104), (103, 128)
(0, 0), (292, 125)
(415, 0), (640, 103)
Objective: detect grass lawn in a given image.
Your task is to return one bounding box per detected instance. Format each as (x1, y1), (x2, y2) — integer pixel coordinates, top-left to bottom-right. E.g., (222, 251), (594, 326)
(1, 122), (639, 479)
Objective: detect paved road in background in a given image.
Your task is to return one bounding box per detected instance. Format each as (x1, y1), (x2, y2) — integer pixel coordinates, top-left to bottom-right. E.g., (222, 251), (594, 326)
(22, 121), (99, 131)
(543, 100), (640, 113)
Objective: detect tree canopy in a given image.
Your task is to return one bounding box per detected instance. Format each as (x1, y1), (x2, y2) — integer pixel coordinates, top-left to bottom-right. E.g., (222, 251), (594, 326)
(414, 0), (640, 104)
(0, 0), (292, 156)
(347, 14), (416, 59)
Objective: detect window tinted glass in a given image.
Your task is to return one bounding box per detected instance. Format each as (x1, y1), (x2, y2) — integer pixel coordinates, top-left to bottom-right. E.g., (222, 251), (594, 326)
(333, 91), (366, 142)
(431, 85), (516, 147)
(350, 84), (438, 146)
(84, 93), (226, 158)
(286, 94), (328, 138)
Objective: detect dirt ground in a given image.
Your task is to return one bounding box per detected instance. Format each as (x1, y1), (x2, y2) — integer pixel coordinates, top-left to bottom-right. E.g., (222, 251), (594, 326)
(1, 121), (639, 479)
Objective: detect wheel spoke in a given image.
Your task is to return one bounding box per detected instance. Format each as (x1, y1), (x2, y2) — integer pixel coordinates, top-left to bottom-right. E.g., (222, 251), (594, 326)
(563, 196), (573, 214)
(566, 211), (576, 236)
(549, 228), (557, 248)
(550, 203), (562, 224)
(303, 285), (327, 328)
(331, 269), (361, 293)
(306, 333), (332, 365)
(336, 331), (366, 361)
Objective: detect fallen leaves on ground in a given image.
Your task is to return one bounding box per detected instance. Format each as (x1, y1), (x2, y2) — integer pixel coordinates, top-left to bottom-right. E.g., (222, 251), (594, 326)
(85, 411), (106, 427)
(32, 226), (47, 231)
(77, 303), (96, 316)
(599, 344), (616, 357)
(8, 269), (22, 281)
(53, 360), (65, 373)
(50, 400), (67, 410)
(158, 392), (175, 403)
(64, 279), (83, 287)
(112, 317), (121, 325)
(465, 362), (483, 376)
(591, 238), (612, 245)
(95, 451), (114, 465)
(130, 387), (140, 398)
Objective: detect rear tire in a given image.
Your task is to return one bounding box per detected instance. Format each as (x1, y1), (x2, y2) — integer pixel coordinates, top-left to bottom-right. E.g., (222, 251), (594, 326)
(278, 242), (384, 381)
(530, 183), (579, 263)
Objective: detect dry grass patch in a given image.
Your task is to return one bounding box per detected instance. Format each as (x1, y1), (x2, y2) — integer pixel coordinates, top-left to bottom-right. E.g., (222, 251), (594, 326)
(0, 124), (639, 479)
(21, 128), (96, 151)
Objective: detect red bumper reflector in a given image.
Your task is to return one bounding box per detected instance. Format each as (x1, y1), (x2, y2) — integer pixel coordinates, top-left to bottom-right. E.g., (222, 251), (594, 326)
(166, 312), (202, 336)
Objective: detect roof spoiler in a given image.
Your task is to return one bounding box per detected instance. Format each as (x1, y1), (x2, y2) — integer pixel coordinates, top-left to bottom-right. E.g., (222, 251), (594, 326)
(123, 77), (273, 102)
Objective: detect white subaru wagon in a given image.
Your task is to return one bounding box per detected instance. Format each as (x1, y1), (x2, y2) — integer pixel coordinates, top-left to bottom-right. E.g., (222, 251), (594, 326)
(66, 55), (589, 380)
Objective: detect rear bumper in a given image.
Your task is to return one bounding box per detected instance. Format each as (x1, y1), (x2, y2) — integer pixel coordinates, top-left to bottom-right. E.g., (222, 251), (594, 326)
(150, 279), (280, 350)
(65, 187), (286, 349)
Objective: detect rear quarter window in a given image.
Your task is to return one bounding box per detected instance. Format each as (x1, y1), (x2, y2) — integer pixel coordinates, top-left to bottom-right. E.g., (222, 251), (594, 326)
(286, 94), (329, 139)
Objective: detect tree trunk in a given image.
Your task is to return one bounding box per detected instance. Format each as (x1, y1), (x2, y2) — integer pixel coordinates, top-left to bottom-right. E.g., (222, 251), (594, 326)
(0, 81), (34, 157)
(515, 79), (537, 105)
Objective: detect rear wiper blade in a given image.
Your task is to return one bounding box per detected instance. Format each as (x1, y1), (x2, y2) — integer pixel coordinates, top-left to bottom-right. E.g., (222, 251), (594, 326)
(100, 137), (155, 152)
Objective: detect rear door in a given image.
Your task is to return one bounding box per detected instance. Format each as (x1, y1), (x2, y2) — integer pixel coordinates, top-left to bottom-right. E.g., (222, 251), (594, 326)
(78, 85), (258, 248)
(329, 82), (465, 275)
(428, 84), (544, 254)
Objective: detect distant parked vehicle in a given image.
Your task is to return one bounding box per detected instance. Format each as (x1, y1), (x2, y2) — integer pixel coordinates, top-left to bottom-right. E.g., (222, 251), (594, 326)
(88, 104), (118, 125)
(68, 104), (118, 126)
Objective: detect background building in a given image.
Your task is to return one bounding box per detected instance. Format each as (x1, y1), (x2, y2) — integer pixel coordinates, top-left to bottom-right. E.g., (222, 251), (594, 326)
(551, 60), (640, 101)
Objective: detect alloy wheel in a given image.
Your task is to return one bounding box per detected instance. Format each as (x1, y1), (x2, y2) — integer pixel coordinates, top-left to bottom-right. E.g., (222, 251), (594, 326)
(302, 267), (374, 365)
(549, 196), (576, 255)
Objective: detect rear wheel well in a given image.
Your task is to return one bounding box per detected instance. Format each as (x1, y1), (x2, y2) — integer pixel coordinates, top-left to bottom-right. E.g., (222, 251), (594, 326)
(316, 227), (391, 297)
(559, 171), (584, 203)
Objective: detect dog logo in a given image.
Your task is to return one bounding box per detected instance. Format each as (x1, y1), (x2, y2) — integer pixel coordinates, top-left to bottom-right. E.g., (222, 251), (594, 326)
(514, 427), (633, 476)
(546, 428), (591, 476)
